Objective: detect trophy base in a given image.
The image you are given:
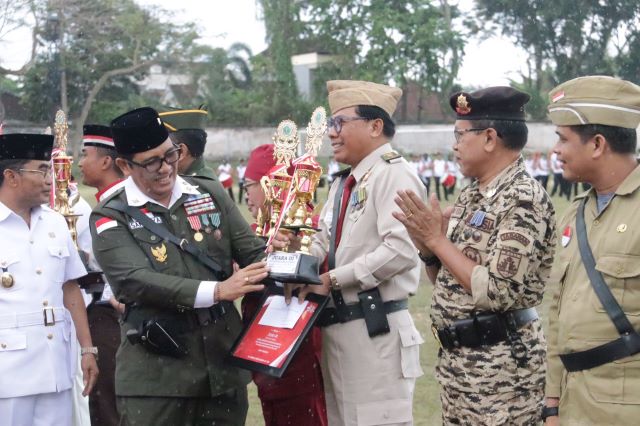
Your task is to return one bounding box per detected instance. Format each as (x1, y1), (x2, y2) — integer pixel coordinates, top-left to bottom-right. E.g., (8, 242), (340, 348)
(265, 251), (322, 285)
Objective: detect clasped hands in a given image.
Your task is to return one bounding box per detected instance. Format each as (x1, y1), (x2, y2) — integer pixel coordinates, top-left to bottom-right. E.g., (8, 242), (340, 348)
(392, 191), (452, 256)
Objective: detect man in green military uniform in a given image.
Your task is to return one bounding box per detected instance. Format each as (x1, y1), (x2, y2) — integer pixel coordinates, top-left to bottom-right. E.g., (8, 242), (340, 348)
(159, 106), (217, 180)
(90, 107), (269, 425)
(544, 76), (640, 425)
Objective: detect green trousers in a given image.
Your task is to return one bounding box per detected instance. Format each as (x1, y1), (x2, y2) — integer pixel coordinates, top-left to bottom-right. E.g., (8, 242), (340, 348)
(117, 387), (248, 426)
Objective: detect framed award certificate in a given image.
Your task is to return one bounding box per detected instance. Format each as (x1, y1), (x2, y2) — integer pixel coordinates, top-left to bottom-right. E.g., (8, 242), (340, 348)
(229, 286), (328, 378)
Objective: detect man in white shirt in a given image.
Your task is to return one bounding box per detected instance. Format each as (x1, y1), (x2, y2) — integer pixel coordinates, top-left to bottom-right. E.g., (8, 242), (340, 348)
(0, 133), (98, 426)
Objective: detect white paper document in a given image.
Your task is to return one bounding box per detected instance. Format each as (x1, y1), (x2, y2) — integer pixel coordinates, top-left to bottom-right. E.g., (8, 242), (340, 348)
(258, 295), (309, 329)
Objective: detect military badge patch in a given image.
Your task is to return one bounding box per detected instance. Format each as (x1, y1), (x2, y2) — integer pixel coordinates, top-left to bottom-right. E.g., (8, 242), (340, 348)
(496, 249), (521, 278)
(456, 94), (471, 115)
(151, 243), (168, 263)
(499, 231), (531, 247)
(462, 246), (481, 264)
(95, 217), (118, 235)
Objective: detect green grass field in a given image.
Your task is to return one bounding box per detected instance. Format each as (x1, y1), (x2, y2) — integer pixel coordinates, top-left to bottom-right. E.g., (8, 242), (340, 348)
(77, 176), (572, 426)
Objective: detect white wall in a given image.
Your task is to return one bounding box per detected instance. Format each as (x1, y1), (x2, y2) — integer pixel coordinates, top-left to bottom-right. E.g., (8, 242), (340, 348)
(203, 122), (562, 161)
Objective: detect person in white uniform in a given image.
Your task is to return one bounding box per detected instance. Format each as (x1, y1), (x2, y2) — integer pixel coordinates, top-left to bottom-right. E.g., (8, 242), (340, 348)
(0, 133), (98, 426)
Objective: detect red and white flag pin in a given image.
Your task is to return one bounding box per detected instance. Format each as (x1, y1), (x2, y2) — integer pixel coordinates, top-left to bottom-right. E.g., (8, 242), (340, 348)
(561, 226), (572, 247)
(551, 91), (565, 103)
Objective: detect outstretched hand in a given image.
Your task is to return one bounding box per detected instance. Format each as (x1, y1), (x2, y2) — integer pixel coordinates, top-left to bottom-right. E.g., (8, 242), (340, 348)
(217, 261), (268, 301)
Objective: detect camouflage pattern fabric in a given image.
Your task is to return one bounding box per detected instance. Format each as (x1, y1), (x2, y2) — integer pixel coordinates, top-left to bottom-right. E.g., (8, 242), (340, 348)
(440, 385), (543, 426)
(432, 157), (556, 398)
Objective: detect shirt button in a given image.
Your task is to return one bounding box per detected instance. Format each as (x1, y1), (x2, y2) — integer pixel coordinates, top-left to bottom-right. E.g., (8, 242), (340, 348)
(36, 268), (42, 275)
(29, 239), (34, 244)
(593, 219), (600, 226)
(150, 236), (157, 241)
(171, 215), (178, 221)
(47, 334), (53, 340)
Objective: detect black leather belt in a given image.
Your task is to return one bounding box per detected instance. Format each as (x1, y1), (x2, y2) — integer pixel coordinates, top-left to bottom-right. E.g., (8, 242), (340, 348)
(317, 299), (408, 327)
(124, 301), (232, 331)
(433, 307), (538, 350)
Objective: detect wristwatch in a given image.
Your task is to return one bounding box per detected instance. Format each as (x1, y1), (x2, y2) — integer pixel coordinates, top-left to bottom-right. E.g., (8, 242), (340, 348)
(328, 271), (340, 291)
(418, 251), (441, 267)
(81, 346), (99, 357)
(541, 406), (559, 421)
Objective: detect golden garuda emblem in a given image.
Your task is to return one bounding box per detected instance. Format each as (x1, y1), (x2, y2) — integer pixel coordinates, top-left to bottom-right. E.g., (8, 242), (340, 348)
(456, 94), (471, 115)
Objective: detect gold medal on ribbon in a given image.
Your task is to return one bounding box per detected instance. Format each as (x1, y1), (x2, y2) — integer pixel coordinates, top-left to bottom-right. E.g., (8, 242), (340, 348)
(1, 272), (14, 289)
(194, 232), (204, 242)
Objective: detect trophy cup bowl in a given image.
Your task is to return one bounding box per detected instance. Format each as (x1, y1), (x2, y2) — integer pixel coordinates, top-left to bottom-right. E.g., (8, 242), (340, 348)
(268, 162), (323, 285)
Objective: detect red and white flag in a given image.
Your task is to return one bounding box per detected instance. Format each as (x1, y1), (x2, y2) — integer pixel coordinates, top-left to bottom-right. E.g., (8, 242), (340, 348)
(561, 226), (572, 247)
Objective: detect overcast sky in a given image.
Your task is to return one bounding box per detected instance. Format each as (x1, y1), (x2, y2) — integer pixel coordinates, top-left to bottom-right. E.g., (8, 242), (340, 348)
(1, 0), (527, 88)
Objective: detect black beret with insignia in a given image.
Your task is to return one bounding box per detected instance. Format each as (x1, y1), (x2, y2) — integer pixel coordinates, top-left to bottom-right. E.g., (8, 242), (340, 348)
(110, 107), (169, 155)
(449, 86), (530, 122)
(0, 134), (54, 161)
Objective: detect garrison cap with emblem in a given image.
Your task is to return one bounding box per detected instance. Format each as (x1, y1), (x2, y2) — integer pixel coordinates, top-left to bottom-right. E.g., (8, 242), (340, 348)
(548, 76), (640, 129)
(327, 80), (402, 117)
(110, 107), (169, 155)
(158, 106), (208, 156)
(449, 86), (530, 121)
(0, 133), (53, 160)
(158, 105), (208, 132)
(83, 124), (114, 150)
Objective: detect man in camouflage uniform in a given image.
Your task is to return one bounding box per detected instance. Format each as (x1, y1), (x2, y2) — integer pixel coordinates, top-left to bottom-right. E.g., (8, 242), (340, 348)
(159, 106), (217, 180)
(395, 87), (556, 425)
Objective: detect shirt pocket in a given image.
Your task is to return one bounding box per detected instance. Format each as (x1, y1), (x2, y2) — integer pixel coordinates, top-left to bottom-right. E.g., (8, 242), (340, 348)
(594, 254), (640, 316)
(131, 232), (174, 273)
(356, 399), (413, 426)
(582, 342), (640, 404)
(0, 331), (27, 352)
(47, 245), (70, 281)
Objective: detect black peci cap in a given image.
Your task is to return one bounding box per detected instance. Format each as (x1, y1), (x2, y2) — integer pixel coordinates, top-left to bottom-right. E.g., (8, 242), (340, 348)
(110, 107), (169, 155)
(82, 124), (114, 149)
(449, 86), (531, 122)
(0, 134), (54, 161)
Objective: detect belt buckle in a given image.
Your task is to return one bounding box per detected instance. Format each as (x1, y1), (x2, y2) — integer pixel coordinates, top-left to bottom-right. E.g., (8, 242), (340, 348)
(431, 325), (443, 349)
(43, 307), (56, 326)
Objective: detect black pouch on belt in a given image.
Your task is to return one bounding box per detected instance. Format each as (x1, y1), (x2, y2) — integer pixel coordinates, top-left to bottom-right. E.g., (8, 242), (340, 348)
(126, 319), (189, 358)
(358, 288), (390, 338)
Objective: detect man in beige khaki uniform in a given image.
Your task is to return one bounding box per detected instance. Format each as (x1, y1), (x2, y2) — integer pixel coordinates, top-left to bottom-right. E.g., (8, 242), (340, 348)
(544, 76), (640, 425)
(286, 80), (426, 425)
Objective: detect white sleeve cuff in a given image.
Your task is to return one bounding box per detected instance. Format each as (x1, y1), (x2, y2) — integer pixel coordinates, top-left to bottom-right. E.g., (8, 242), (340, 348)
(194, 281), (217, 308)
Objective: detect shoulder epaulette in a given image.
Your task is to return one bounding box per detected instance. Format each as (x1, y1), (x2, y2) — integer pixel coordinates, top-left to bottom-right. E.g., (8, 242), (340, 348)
(381, 151), (402, 163)
(332, 167), (351, 178)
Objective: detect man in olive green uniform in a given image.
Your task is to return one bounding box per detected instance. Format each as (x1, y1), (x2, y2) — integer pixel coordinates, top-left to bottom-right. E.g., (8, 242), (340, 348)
(395, 87), (556, 425)
(90, 107), (269, 425)
(544, 76), (640, 425)
(159, 106), (217, 180)
(286, 80), (426, 426)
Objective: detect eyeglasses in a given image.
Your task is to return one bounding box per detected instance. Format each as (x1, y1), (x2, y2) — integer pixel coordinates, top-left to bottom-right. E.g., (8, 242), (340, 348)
(243, 181), (260, 191)
(453, 128), (488, 143)
(127, 146), (182, 173)
(328, 116), (368, 134)
(18, 167), (52, 178)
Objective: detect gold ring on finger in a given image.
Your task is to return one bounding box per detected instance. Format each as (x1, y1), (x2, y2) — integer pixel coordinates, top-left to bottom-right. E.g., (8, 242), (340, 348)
(406, 212), (414, 219)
